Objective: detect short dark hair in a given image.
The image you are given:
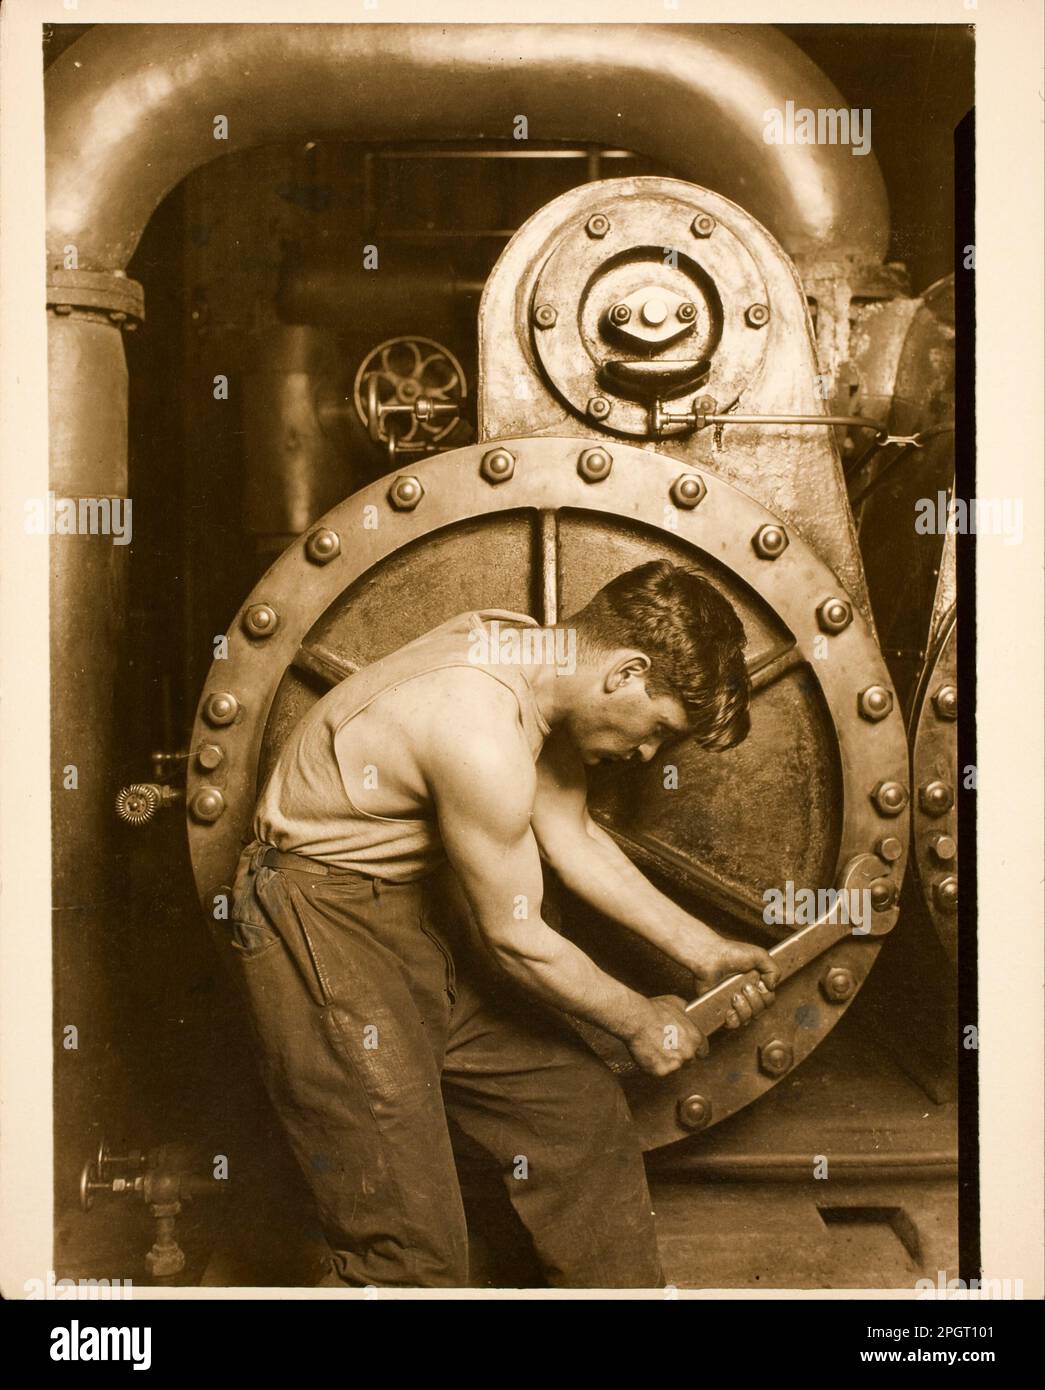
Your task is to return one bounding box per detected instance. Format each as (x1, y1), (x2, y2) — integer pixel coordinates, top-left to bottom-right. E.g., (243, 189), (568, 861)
(569, 560), (751, 750)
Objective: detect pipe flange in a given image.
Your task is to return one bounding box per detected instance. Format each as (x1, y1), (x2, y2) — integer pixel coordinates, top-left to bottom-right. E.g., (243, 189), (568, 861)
(47, 270), (145, 326)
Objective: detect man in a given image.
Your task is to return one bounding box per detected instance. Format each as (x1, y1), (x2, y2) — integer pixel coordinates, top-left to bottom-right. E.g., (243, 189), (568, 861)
(229, 559), (778, 1288)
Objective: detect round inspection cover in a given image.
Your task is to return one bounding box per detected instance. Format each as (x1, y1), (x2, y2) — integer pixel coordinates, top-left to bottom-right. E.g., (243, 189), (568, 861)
(187, 436), (908, 1149)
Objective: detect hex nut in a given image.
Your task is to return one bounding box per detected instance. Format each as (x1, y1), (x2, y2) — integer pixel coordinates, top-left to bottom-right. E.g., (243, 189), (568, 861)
(480, 448), (516, 484)
(670, 474), (707, 510)
(533, 304), (557, 329)
(577, 448), (613, 482)
(586, 213), (610, 239)
(753, 524), (788, 559)
(243, 603), (279, 639)
(204, 692), (239, 727)
(858, 685), (894, 722)
(190, 787), (226, 824)
(919, 781), (955, 817)
(870, 877), (896, 911)
(758, 1039), (793, 1077)
(932, 684), (957, 721)
(932, 875), (958, 913)
(676, 1094), (713, 1131)
(821, 967), (856, 1003)
(691, 213), (716, 237)
(872, 780), (909, 816)
(388, 476), (424, 511)
(305, 528), (341, 565)
(745, 303), (771, 328)
(586, 396), (612, 421)
(817, 597), (853, 634)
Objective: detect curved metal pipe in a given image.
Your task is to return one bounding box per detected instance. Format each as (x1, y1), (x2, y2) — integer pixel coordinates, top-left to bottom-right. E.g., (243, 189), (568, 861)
(46, 23), (888, 272)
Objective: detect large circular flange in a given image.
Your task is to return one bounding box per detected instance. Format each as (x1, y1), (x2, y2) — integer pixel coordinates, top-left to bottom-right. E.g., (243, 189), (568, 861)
(530, 193), (769, 437)
(910, 608), (958, 961)
(187, 436), (908, 1149)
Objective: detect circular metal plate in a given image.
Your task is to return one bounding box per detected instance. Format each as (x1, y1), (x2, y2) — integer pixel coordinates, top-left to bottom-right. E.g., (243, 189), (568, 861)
(187, 436), (908, 1148)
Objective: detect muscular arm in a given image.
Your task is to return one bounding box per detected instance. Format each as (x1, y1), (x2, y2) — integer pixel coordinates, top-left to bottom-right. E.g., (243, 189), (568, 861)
(425, 692), (651, 1041)
(530, 731), (779, 999)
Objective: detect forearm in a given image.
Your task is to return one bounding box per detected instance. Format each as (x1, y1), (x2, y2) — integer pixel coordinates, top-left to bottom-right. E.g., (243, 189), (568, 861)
(484, 916), (650, 1041)
(550, 821), (720, 961)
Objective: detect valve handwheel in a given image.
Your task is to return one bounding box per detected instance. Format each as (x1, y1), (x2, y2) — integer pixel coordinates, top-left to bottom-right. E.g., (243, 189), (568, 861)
(353, 335), (466, 450)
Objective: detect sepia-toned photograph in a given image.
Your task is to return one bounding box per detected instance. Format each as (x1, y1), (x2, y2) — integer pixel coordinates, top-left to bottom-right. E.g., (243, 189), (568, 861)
(1, 2), (1040, 1327)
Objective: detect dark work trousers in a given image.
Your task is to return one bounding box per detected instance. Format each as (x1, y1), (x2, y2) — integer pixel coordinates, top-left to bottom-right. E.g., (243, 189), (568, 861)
(227, 838), (663, 1289)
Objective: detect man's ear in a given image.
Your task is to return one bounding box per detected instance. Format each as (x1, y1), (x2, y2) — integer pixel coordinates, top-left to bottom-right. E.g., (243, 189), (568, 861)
(603, 651), (651, 694)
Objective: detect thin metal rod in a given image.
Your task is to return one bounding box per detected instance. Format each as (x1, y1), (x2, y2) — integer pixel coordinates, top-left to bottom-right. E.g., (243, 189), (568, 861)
(539, 510), (559, 627)
(747, 641), (804, 695)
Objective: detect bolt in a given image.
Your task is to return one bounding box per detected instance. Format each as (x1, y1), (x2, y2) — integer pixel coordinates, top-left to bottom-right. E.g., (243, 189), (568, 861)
(870, 877), (896, 911)
(190, 787), (225, 824)
(585, 213), (610, 239)
(691, 212), (716, 238)
(858, 685), (894, 722)
(752, 524), (788, 559)
(577, 448), (613, 483)
(388, 475), (424, 511)
(641, 298), (668, 327)
(204, 692), (239, 727)
(608, 303), (632, 326)
(197, 743), (224, 771)
(919, 781), (954, 817)
(932, 684), (958, 721)
(696, 396), (718, 415)
(876, 835), (903, 863)
(930, 833), (957, 863)
(872, 780), (909, 816)
(676, 1094), (713, 1132)
(758, 1039), (793, 1077)
(481, 448), (516, 484)
(670, 474), (706, 510)
(305, 528), (341, 565)
(745, 303), (771, 329)
(817, 597), (853, 634)
(243, 603), (279, 639)
(933, 875), (958, 913)
(586, 396), (612, 421)
(821, 967), (856, 1003)
(533, 303), (557, 329)
(676, 301), (697, 323)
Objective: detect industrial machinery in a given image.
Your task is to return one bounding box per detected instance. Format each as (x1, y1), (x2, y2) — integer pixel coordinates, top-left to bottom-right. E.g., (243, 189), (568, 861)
(44, 22), (967, 1288)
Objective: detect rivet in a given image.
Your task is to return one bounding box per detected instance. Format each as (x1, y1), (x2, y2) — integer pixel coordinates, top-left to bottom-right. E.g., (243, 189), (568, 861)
(758, 1039), (793, 1077)
(669, 474), (706, 510)
(388, 475), (424, 511)
(676, 1094), (712, 1131)
(197, 743), (224, 771)
(919, 781), (954, 817)
(876, 835), (903, 863)
(305, 528), (341, 565)
(858, 685), (893, 722)
(533, 303), (557, 329)
(204, 692), (239, 727)
(677, 301), (697, 323)
(872, 780), (909, 816)
(817, 597), (853, 634)
(752, 524), (788, 559)
(691, 212), (716, 238)
(932, 684), (958, 721)
(586, 396), (612, 421)
(190, 787), (225, 824)
(577, 447), (613, 483)
(243, 603), (279, 638)
(745, 303), (771, 328)
(585, 213), (610, 239)
(480, 448), (516, 484)
(930, 833), (957, 863)
(820, 967), (856, 1003)
(870, 877), (896, 911)
(932, 875), (958, 913)
(608, 303), (631, 326)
